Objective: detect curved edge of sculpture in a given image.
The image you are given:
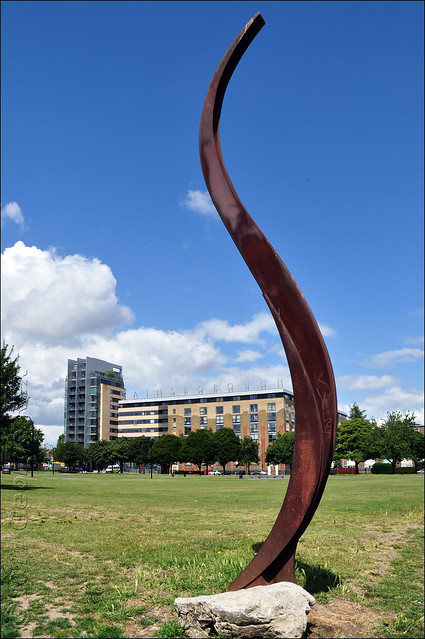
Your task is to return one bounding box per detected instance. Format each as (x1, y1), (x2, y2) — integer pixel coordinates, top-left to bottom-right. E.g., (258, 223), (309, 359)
(199, 12), (338, 589)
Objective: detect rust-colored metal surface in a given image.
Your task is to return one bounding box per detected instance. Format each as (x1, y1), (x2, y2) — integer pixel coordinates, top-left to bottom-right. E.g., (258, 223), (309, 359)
(199, 12), (338, 589)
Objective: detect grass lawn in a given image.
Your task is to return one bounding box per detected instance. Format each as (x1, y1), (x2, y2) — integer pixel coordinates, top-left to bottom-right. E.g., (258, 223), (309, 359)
(1, 472), (423, 638)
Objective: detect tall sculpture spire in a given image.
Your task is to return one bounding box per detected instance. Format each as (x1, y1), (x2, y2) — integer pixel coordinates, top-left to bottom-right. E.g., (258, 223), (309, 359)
(199, 12), (338, 588)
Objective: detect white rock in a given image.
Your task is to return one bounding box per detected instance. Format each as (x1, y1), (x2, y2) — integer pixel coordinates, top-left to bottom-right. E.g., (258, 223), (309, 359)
(174, 581), (316, 638)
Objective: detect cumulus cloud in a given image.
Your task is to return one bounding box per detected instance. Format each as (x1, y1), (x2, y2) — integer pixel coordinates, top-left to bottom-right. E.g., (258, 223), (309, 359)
(1, 201), (25, 229)
(361, 386), (424, 424)
(180, 189), (218, 219)
(235, 349), (263, 363)
(191, 312), (276, 344)
(337, 375), (399, 392)
(363, 348), (424, 368)
(1, 242), (133, 342)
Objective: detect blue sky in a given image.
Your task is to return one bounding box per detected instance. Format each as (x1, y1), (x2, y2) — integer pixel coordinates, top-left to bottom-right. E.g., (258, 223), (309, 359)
(1, 1), (423, 445)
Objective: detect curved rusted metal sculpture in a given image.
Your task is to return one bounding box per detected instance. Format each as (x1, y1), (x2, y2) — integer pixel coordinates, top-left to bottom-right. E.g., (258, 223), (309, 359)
(199, 12), (338, 589)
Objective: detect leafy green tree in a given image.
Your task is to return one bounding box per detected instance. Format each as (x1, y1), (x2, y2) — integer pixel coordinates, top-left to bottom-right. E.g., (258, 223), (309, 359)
(152, 434), (181, 474)
(410, 429), (425, 471)
(238, 436), (259, 474)
(7, 416), (44, 469)
(212, 427), (241, 475)
(333, 404), (375, 474)
(110, 438), (130, 473)
(180, 428), (216, 473)
(265, 431), (295, 469)
(377, 411), (418, 474)
(1, 342), (28, 460)
(54, 435), (86, 470)
(128, 436), (152, 472)
(87, 439), (115, 471)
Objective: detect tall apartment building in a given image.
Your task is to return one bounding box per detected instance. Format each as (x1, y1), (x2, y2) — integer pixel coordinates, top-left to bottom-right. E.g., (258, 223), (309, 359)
(64, 357), (126, 446)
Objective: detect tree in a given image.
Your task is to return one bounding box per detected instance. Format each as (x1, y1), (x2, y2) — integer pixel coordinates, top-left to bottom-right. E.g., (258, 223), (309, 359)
(265, 432), (295, 469)
(212, 428), (241, 475)
(1, 343), (28, 459)
(377, 411), (418, 474)
(128, 436), (152, 472)
(7, 416), (44, 469)
(54, 435), (86, 470)
(180, 428), (216, 473)
(409, 429), (425, 471)
(238, 436), (259, 474)
(152, 434), (182, 474)
(87, 439), (115, 471)
(109, 438), (130, 473)
(333, 404), (375, 474)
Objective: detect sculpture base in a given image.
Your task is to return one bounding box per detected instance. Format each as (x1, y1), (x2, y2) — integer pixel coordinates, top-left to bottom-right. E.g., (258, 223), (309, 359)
(174, 582), (315, 639)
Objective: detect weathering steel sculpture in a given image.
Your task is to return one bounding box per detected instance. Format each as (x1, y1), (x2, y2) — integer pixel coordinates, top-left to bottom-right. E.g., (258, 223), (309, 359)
(199, 13), (338, 589)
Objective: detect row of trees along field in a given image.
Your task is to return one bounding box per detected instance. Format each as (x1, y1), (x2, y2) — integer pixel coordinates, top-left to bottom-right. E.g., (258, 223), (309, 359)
(54, 404), (424, 475)
(54, 428), (260, 474)
(1, 342), (424, 474)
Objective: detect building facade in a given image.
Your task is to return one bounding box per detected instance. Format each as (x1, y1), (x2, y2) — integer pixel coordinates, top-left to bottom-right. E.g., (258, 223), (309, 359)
(64, 357), (126, 446)
(118, 387), (298, 468)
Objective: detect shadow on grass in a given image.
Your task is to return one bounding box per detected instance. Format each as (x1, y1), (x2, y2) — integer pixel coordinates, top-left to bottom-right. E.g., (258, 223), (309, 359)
(251, 542), (341, 595)
(0, 484), (56, 490)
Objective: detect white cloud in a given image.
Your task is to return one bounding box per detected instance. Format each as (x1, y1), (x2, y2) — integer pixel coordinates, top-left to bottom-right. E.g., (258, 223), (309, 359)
(337, 374), (399, 392)
(180, 189), (218, 219)
(235, 349), (263, 363)
(363, 348), (424, 368)
(361, 386), (424, 424)
(191, 312), (276, 344)
(1, 242), (133, 342)
(319, 323), (336, 337)
(1, 201), (25, 229)
(405, 335), (424, 346)
(408, 308), (424, 317)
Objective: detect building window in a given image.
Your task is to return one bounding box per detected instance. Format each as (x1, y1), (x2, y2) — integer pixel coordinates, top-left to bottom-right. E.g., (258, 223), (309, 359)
(200, 416), (208, 426)
(184, 417), (191, 426)
(200, 407), (207, 415)
(184, 408), (191, 416)
(250, 404), (258, 413)
(267, 402), (276, 411)
(216, 406), (223, 414)
(232, 405), (240, 413)
(216, 415), (224, 429)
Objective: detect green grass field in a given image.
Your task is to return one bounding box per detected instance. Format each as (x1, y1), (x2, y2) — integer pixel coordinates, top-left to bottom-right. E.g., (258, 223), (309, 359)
(1, 472), (424, 638)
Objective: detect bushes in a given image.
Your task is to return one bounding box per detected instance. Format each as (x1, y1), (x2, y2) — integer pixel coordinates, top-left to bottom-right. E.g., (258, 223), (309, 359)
(372, 462), (418, 474)
(371, 463), (392, 474)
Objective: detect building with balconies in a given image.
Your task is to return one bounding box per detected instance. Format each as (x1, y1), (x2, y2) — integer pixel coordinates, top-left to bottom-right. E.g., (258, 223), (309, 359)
(64, 357), (126, 446)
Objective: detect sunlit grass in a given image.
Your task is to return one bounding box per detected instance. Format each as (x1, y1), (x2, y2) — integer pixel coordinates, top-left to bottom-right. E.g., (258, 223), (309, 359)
(1, 472), (423, 638)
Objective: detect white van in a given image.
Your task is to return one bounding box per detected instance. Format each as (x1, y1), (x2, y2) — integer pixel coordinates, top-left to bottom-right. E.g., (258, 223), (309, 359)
(105, 464), (120, 473)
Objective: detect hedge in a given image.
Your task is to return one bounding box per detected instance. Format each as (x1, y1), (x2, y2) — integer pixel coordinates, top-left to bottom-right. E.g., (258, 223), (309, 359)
(371, 463), (393, 474)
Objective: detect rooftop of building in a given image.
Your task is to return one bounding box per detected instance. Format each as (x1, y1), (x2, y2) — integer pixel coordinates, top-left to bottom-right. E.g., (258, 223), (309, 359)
(120, 387), (294, 406)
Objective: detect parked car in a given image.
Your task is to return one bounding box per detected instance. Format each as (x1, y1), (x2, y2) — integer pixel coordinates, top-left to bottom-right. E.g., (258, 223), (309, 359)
(208, 470), (222, 475)
(106, 464), (120, 473)
(251, 470), (267, 475)
(417, 468), (424, 474)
